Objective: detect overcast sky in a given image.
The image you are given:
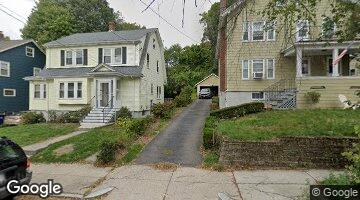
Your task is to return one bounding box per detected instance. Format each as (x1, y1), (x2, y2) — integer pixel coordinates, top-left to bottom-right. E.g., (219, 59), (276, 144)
(0, 0), (218, 47)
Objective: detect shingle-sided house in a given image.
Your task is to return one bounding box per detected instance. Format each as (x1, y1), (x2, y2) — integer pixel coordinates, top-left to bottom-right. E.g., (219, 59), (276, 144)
(217, 0), (360, 109)
(0, 33), (45, 113)
(25, 28), (167, 127)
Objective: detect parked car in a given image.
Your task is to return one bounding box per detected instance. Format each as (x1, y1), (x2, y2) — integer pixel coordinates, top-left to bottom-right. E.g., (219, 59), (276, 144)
(0, 137), (32, 199)
(199, 88), (212, 99)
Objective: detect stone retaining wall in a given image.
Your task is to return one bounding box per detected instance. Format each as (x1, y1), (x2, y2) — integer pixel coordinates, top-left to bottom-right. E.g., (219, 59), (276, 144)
(219, 136), (359, 168)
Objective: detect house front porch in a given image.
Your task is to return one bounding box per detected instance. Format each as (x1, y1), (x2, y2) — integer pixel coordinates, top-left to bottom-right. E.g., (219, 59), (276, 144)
(282, 41), (360, 108)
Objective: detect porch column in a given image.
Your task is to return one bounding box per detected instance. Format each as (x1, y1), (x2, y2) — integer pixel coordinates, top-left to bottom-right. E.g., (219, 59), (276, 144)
(296, 48), (303, 78)
(332, 48), (339, 77)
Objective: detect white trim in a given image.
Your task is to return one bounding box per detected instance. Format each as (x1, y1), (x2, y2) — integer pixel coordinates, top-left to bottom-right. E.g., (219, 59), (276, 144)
(194, 73), (219, 86)
(3, 89), (16, 97)
(252, 21), (265, 42)
(266, 21), (276, 41)
(266, 59), (275, 79)
(102, 47), (127, 66)
(242, 22), (250, 42)
(242, 60), (250, 80)
(58, 81), (83, 99)
(0, 40), (44, 54)
(0, 60), (10, 77)
(252, 59), (265, 78)
(296, 20), (310, 42)
(34, 83), (46, 99)
(25, 46), (35, 58)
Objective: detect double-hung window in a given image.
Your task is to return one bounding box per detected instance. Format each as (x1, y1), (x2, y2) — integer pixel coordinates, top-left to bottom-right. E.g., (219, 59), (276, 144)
(114, 48), (122, 63)
(252, 21), (265, 41)
(243, 22), (250, 41)
(242, 60), (250, 79)
(26, 46), (34, 57)
(157, 86), (162, 99)
(76, 50), (83, 65)
(34, 83), (46, 99)
(296, 20), (310, 41)
(266, 21), (276, 41)
(103, 49), (112, 64)
(266, 59), (275, 79)
(65, 51), (73, 65)
(252, 59), (264, 74)
(150, 83), (154, 95)
(0, 61), (10, 77)
(103, 47), (127, 64)
(59, 82), (82, 99)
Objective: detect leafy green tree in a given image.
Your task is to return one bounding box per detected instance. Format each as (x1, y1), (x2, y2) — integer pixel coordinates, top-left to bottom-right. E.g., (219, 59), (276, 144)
(117, 21), (146, 31)
(164, 44), (182, 67)
(200, 2), (220, 53)
(21, 0), (76, 46)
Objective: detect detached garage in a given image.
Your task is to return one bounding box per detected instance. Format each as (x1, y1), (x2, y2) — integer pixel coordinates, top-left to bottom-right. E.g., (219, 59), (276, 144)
(195, 74), (219, 97)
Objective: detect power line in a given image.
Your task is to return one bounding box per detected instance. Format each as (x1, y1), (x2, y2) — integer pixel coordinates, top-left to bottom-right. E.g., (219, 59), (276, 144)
(0, 4), (28, 22)
(138, 0), (199, 43)
(0, 7), (26, 24)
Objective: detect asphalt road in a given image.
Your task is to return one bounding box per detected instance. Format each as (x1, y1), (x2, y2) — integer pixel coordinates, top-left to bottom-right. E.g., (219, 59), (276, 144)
(135, 99), (211, 167)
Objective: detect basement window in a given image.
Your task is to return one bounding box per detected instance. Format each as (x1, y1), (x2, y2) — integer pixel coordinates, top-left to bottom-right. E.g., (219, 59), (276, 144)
(252, 92), (264, 100)
(3, 89), (16, 97)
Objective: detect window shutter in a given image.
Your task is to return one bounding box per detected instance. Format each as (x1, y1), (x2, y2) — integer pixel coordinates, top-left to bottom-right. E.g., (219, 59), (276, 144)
(83, 49), (88, 65)
(122, 47), (127, 64)
(98, 48), (103, 64)
(60, 50), (65, 66)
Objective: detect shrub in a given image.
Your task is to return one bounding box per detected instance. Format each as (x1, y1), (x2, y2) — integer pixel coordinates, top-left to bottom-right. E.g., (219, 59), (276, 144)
(21, 112), (45, 124)
(203, 116), (220, 150)
(342, 125), (360, 184)
(48, 111), (65, 123)
(151, 101), (175, 119)
(211, 96), (219, 110)
(96, 140), (125, 164)
(63, 105), (91, 123)
(304, 91), (321, 104)
(117, 117), (154, 136)
(117, 107), (132, 119)
(210, 102), (264, 119)
(175, 86), (193, 107)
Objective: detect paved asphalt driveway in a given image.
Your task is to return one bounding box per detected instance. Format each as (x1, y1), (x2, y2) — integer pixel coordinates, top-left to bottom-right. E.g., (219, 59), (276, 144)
(136, 99), (211, 166)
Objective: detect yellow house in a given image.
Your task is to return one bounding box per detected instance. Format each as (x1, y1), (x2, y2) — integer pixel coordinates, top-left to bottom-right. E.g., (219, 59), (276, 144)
(25, 28), (167, 127)
(218, 0), (360, 109)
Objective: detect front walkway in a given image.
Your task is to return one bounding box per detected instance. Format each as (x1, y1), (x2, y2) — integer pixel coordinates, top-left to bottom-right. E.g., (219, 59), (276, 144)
(28, 163), (342, 199)
(136, 99), (212, 166)
(23, 130), (88, 156)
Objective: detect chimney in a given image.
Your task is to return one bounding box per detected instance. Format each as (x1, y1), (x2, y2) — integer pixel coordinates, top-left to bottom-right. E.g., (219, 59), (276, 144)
(219, 0), (227, 92)
(0, 31), (4, 40)
(108, 21), (116, 32)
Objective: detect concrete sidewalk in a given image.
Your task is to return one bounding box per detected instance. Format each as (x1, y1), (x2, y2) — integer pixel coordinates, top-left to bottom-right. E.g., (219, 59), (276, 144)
(29, 163), (343, 199)
(23, 130), (88, 156)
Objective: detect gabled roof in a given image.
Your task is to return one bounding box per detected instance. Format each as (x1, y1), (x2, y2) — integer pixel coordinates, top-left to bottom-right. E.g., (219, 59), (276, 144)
(0, 39), (43, 53)
(195, 73), (219, 86)
(44, 28), (158, 48)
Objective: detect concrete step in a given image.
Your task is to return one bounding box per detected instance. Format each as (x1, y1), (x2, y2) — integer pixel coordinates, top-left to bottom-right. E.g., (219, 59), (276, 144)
(82, 118), (113, 123)
(83, 117), (113, 121)
(86, 113), (115, 117)
(79, 122), (111, 129)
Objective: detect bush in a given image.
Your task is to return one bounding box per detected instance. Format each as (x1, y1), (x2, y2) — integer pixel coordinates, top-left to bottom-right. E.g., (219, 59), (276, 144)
(117, 107), (132, 119)
(211, 96), (219, 110)
(304, 91), (321, 104)
(342, 125), (360, 184)
(48, 111), (65, 123)
(97, 140), (125, 164)
(63, 105), (91, 123)
(203, 116), (220, 150)
(117, 116), (154, 136)
(21, 112), (45, 124)
(151, 101), (175, 119)
(210, 102), (264, 119)
(175, 86), (193, 107)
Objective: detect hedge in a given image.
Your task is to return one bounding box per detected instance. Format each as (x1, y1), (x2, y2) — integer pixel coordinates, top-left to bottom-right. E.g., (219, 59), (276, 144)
(210, 102), (265, 119)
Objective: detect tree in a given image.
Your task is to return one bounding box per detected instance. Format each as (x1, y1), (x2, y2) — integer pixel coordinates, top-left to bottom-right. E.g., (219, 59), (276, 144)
(200, 2), (220, 53)
(21, 0), (76, 46)
(262, 0), (360, 42)
(164, 44), (182, 67)
(117, 21), (146, 31)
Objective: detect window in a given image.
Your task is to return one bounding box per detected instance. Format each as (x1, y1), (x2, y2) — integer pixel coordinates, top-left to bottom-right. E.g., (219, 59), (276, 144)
(103, 49), (111, 64)
(243, 22), (250, 41)
(266, 22), (276, 41)
(242, 60), (249, 79)
(77, 82), (82, 98)
(302, 58), (310, 75)
(59, 82), (82, 99)
(0, 61), (10, 77)
(150, 83), (154, 95)
(147, 54), (150, 69)
(156, 61), (159, 73)
(252, 21), (265, 41)
(76, 50), (83, 65)
(68, 83), (74, 98)
(3, 89), (16, 97)
(115, 48), (122, 63)
(65, 51), (73, 65)
(252, 92), (264, 100)
(153, 38), (156, 49)
(322, 17), (336, 39)
(296, 20), (309, 41)
(34, 84), (46, 99)
(267, 59), (275, 79)
(33, 67), (41, 76)
(59, 83), (65, 98)
(157, 86), (161, 99)
(252, 59), (264, 74)
(26, 46), (34, 57)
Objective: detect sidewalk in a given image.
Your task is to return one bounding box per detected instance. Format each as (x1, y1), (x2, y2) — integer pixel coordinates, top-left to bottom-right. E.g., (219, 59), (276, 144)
(23, 130), (88, 156)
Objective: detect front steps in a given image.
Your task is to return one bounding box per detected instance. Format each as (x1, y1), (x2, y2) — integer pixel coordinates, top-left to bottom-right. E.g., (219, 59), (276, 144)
(80, 108), (118, 129)
(263, 79), (297, 109)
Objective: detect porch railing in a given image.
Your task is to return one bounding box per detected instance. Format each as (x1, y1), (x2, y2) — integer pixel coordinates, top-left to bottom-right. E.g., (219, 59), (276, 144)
(80, 96), (96, 122)
(102, 95), (114, 123)
(263, 78), (296, 103)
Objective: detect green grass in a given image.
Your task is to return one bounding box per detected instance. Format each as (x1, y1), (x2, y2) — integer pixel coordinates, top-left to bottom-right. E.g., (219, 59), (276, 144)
(203, 151), (219, 168)
(119, 144), (144, 164)
(0, 123), (79, 146)
(31, 125), (133, 163)
(321, 173), (352, 185)
(217, 109), (360, 141)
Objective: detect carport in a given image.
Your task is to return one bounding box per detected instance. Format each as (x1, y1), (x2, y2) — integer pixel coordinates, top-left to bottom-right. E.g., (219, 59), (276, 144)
(195, 74), (219, 97)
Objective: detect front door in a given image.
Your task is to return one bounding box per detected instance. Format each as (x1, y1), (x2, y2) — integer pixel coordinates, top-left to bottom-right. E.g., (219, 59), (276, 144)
(97, 81), (111, 108)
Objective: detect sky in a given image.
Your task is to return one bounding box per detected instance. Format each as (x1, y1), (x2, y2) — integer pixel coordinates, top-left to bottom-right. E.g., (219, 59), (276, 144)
(0, 0), (218, 48)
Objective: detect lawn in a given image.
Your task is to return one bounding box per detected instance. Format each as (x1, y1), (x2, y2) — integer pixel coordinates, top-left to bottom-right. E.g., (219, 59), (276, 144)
(217, 109), (360, 141)
(0, 123), (79, 146)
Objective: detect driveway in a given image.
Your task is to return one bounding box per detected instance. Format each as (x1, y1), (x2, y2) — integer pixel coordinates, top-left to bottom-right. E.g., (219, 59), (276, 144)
(136, 99), (212, 167)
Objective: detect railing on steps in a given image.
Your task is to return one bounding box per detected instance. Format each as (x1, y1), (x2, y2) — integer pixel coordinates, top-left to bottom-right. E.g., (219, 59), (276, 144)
(80, 96), (96, 122)
(263, 79), (297, 109)
(102, 96), (115, 123)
